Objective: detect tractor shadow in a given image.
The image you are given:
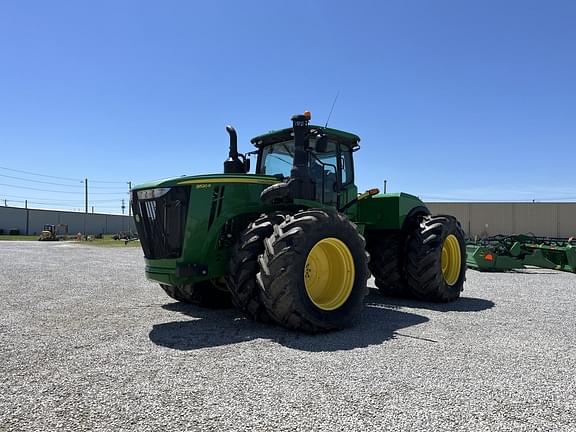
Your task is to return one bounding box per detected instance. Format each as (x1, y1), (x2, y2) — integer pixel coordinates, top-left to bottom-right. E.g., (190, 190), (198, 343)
(469, 268), (562, 275)
(511, 269), (564, 275)
(374, 292), (495, 313)
(149, 291), (434, 352)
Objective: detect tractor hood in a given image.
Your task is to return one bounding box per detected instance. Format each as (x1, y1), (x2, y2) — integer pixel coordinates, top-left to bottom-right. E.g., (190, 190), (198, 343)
(133, 174), (279, 191)
(131, 173), (282, 272)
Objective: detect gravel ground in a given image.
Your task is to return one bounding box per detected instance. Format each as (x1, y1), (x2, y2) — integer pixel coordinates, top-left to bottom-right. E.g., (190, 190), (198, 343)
(1, 241), (575, 432)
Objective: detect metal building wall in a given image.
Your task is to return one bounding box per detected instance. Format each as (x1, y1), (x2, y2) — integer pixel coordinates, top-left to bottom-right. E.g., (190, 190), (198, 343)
(0, 207), (25, 233)
(426, 202), (576, 238)
(0, 207), (135, 235)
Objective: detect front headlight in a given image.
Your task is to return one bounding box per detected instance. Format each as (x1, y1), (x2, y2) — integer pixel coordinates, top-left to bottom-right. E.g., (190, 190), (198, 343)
(136, 187), (171, 200)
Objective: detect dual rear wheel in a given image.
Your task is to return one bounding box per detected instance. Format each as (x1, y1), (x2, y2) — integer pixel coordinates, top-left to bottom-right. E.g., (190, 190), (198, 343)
(367, 215), (466, 302)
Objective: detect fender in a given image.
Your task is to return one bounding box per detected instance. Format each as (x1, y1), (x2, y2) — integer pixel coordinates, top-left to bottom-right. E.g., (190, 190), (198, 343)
(355, 192), (429, 230)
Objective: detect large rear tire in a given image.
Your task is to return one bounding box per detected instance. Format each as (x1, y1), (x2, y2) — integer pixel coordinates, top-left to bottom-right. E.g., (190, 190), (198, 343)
(226, 212), (286, 322)
(257, 209), (370, 332)
(405, 215), (466, 302)
(159, 280), (231, 308)
(366, 232), (411, 298)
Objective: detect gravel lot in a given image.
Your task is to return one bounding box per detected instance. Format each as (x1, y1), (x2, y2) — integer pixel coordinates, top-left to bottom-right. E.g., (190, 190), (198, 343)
(1, 241), (575, 431)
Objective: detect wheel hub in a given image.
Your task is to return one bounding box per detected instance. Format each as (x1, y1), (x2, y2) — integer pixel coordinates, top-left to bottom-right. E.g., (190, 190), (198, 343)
(304, 237), (355, 311)
(441, 234), (462, 285)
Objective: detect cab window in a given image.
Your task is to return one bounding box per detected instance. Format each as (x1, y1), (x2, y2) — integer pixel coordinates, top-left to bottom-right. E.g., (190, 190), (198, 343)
(312, 141), (353, 186)
(340, 146), (353, 185)
(260, 141), (294, 178)
(258, 139), (354, 188)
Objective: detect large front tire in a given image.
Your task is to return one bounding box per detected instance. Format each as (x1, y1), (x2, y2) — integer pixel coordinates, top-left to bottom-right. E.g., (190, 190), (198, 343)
(405, 215), (466, 302)
(257, 209), (370, 332)
(226, 212), (286, 322)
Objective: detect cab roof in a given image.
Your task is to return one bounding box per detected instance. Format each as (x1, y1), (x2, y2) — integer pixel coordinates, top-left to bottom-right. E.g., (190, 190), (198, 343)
(250, 125), (361, 149)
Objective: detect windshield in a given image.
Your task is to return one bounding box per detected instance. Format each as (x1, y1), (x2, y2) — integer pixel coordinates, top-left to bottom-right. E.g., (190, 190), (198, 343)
(260, 141), (295, 178)
(259, 139), (353, 183)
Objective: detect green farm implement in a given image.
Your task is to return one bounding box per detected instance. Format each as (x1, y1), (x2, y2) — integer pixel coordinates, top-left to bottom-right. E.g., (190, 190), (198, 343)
(467, 235), (576, 273)
(132, 112), (467, 332)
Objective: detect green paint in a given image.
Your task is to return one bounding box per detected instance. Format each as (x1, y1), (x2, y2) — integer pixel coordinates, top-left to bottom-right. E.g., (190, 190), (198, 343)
(355, 192), (427, 230)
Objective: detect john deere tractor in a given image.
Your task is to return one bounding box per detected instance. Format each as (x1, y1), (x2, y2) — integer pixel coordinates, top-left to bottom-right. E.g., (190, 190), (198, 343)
(132, 112), (466, 332)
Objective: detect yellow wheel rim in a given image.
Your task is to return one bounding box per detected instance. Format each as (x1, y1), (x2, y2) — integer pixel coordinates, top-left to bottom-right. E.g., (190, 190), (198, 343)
(304, 237), (355, 311)
(441, 234), (462, 285)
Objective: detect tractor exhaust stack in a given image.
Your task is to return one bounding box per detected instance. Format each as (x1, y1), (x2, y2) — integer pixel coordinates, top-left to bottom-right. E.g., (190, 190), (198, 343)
(224, 125), (245, 174)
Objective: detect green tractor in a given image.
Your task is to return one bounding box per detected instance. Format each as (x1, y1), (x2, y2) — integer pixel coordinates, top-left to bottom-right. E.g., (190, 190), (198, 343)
(131, 112), (466, 332)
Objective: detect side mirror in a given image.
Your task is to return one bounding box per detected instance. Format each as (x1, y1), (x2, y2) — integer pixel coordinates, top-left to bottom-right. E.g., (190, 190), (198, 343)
(243, 158), (251, 173)
(315, 134), (328, 153)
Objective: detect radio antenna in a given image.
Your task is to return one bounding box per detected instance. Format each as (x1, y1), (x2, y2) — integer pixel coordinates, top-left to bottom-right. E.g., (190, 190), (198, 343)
(324, 90), (340, 128)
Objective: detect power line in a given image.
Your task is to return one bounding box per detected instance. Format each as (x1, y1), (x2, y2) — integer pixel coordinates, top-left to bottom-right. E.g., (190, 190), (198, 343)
(89, 185), (129, 190)
(0, 195), (125, 205)
(0, 182), (82, 194)
(0, 173), (83, 188)
(90, 179), (128, 184)
(0, 173), (127, 190)
(0, 182), (127, 195)
(79, 179), (128, 190)
(30, 200), (86, 206)
(2, 200), (127, 213)
(0, 193), (81, 202)
(0, 165), (81, 182)
(0, 165), (128, 184)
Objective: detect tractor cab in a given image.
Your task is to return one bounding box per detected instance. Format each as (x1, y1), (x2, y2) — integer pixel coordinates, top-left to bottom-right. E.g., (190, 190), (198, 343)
(250, 113), (360, 209)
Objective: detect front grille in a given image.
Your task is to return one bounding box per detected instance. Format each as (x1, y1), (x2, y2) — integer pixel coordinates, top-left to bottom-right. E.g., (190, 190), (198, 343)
(132, 187), (190, 259)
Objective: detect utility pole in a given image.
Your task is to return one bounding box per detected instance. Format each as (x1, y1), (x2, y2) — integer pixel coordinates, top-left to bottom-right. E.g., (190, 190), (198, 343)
(121, 199), (125, 215)
(25, 203), (30, 235)
(84, 178), (88, 213)
(127, 181), (132, 217)
(92, 206), (94, 214)
(25, 200), (27, 209)
(383, 180), (387, 194)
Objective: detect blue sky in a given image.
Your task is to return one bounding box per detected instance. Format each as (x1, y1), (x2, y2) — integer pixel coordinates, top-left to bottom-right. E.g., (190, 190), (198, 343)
(1, 1), (575, 213)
